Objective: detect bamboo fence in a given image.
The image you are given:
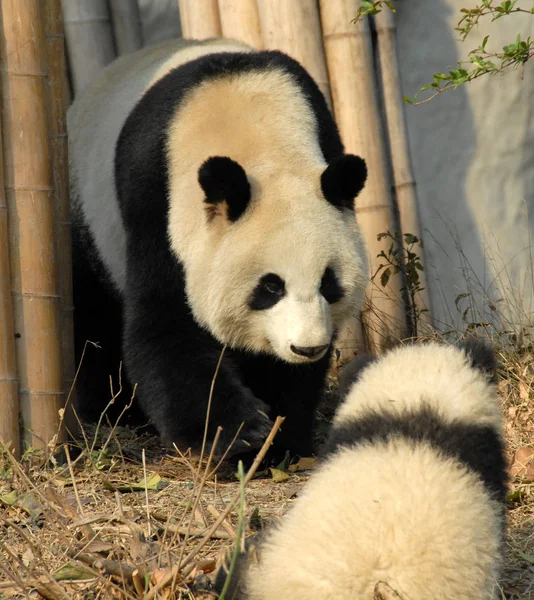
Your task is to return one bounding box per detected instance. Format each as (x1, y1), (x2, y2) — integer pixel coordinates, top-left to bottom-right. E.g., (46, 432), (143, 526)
(1, 0), (65, 449)
(109, 0), (144, 56)
(218, 0), (263, 49)
(374, 10), (433, 333)
(44, 0), (77, 434)
(62, 0), (116, 94)
(257, 0), (332, 106)
(321, 0), (408, 352)
(178, 0), (222, 40)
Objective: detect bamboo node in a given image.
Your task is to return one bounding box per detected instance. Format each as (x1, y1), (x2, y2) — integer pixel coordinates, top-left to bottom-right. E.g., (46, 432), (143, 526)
(19, 389), (65, 397)
(13, 292), (61, 300)
(5, 185), (54, 192)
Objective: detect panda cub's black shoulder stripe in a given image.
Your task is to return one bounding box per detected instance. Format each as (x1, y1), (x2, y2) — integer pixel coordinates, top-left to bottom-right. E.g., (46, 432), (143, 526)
(323, 405), (508, 502)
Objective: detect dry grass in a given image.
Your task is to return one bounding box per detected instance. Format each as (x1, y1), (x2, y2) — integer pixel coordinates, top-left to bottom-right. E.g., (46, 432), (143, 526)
(1, 346), (533, 600)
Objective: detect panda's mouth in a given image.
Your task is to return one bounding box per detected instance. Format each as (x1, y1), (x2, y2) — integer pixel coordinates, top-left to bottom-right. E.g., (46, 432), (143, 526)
(290, 343), (329, 360)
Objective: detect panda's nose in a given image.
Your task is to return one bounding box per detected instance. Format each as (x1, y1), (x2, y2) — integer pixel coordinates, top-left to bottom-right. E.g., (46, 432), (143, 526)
(290, 344), (329, 359)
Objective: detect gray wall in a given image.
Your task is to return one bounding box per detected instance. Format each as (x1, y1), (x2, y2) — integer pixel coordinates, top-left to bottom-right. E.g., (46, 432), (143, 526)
(396, 0), (534, 336)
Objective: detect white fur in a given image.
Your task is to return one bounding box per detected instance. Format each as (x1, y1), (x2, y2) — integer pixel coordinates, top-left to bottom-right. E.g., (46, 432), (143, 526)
(335, 342), (503, 432)
(241, 343), (504, 599)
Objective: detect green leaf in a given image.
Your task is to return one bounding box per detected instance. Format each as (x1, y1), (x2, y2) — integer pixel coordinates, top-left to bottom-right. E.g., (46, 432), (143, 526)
(518, 551), (534, 565)
(380, 267), (392, 288)
(403, 96), (414, 104)
(0, 490), (18, 505)
(54, 564), (95, 581)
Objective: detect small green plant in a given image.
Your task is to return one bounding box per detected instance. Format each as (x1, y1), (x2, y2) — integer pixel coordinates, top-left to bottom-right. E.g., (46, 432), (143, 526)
(372, 231), (427, 337)
(353, 0), (534, 105)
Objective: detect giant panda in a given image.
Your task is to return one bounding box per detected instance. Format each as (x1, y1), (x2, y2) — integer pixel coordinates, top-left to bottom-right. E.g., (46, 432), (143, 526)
(67, 37), (369, 458)
(216, 339), (508, 599)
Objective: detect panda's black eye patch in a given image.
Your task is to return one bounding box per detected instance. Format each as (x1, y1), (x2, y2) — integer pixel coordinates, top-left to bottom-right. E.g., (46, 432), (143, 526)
(249, 274), (286, 310)
(320, 267), (344, 304)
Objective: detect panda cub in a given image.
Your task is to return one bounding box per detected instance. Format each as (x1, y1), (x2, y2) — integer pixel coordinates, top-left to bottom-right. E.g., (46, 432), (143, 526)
(218, 339), (507, 600)
(67, 38), (369, 458)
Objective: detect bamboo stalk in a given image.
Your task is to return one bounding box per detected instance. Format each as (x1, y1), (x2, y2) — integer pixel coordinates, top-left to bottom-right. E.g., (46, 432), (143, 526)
(374, 10), (433, 334)
(257, 0), (332, 106)
(61, 0), (116, 95)
(1, 0), (65, 449)
(178, 0), (222, 40)
(320, 0), (408, 352)
(218, 0), (262, 49)
(43, 0), (78, 436)
(109, 0), (144, 56)
(0, 116), (19, 456)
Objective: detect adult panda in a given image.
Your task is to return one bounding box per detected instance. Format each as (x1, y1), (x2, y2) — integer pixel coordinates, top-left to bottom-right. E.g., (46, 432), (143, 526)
(67, 38), (369, 458)
(217, 339), (508, 599)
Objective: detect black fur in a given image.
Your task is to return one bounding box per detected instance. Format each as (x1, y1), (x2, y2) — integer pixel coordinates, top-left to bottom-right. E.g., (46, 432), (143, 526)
(248, 273), (286, 311)
(324, 405), (507, 503)
(321, 154), (368, 210)
(459, 338), (499, 384)
(198, 156), (251, 222)
(74, 49), (347, 458)
(320, 266), (344, 304)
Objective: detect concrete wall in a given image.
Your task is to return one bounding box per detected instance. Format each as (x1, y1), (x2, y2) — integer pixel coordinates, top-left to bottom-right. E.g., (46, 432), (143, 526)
(396, 0), (534, 336)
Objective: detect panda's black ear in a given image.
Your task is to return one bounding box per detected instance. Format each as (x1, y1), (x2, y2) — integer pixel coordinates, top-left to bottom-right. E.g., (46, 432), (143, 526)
(458, 338), (499, 384)
(198, 156), (251, 223)
(321, 154), (367, 211)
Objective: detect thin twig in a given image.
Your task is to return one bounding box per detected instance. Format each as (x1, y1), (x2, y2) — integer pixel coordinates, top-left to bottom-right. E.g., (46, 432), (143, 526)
(64, 444), (84, 516)
(142, 448), (152, 538)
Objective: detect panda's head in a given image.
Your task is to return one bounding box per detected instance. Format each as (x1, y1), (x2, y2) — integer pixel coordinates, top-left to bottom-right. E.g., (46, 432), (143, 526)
(183, 153), (368, 364)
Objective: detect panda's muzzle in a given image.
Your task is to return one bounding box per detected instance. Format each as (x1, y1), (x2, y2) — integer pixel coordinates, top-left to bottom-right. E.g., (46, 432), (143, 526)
(290, 344), (329, 359)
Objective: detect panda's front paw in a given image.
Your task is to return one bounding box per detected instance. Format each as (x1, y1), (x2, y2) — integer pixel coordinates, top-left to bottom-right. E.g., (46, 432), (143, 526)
(219, 401), (274, 458)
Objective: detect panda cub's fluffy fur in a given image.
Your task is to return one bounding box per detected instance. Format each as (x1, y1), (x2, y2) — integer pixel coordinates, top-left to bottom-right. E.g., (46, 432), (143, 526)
(218, 340), (507, 600)
(67, 38), (369, 458)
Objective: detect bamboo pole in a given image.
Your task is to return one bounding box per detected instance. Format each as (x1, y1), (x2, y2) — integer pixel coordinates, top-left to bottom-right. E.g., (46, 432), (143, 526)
(0, 0), (65, 448)
(0, 116), (20, 456)
(61, 0), (116, 95)
(320, 0), (408, 352)
(109, 0), (144, 56)
(178, 0), (222, 40)
(218, 0), (262, 49)
(43, 0), (78, 435)
(374, 10), (433, 334)
(257, 0), (332, 106)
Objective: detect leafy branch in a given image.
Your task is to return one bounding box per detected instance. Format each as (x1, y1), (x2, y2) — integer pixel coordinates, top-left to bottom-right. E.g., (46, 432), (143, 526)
(372, 231), (427, 337)
(353, 0), (534, 105)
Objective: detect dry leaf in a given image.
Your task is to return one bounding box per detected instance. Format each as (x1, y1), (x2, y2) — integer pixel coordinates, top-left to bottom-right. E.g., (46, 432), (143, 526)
(269, 468), (290, 483)
(519, 380), (530, 402)
(510, 447), (534, 481)
(374, 581), (405, 599)
(288, 457), (318, 472)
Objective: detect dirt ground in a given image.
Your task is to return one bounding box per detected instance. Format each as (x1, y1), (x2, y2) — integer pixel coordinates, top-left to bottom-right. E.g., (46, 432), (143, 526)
(1, 348), (533, 600)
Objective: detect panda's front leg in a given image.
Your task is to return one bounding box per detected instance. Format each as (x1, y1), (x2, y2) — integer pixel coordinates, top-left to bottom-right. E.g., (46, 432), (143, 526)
(122, 299), (274, 457)
(242, 350), (332, 461)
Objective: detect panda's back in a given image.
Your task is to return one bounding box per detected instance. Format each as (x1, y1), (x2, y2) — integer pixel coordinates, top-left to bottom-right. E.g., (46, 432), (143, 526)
(67, 38), (251, 294)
